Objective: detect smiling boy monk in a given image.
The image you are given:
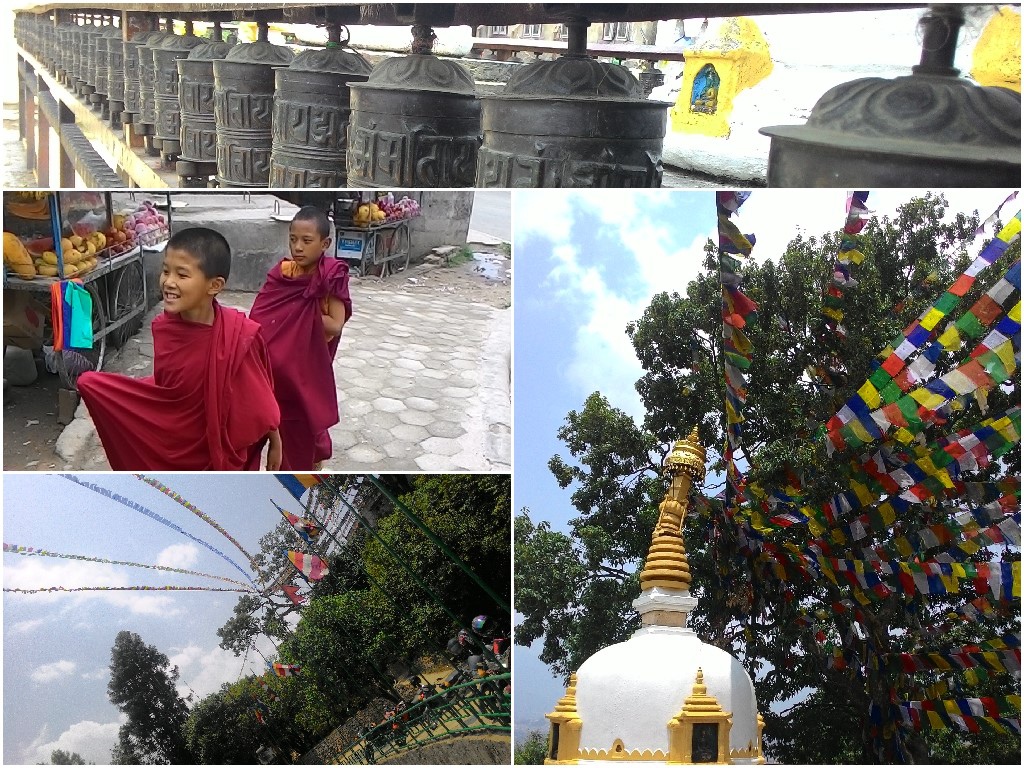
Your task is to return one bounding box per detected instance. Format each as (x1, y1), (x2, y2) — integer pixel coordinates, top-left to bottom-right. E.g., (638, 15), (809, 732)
(77, 227), (282, 471)
(249, 206), (351, 470)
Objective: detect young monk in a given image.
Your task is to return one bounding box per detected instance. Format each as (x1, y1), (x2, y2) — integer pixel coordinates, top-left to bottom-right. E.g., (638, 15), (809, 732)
(77, 227), (282, 471)
(249, 206), (351, 470)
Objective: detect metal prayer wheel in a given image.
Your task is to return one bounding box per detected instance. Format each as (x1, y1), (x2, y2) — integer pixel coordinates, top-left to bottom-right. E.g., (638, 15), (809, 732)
(69, 25), (86, 93)
(153, 33), (205, 159)
(123, 31), (161, 125)
(478, 54), (669, 187)
(347, 54), (480, 187)
(269, 32), (372, 188)
(139, 31), (172, 131)
(213, 36), (294, 187)
(80, 26), (103, 98)
(92, 27), (122, 116)
(107, 26), (127, 127)
(760, 5), (1021, 186)
(177, 39), (235, 185)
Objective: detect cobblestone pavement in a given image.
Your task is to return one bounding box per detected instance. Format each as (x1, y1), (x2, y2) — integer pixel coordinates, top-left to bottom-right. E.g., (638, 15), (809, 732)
(54, 276), (511, 472)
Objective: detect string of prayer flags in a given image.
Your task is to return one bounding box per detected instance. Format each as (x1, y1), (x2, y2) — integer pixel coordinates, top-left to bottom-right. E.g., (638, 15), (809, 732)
(895, 696), (1021, 732)
(258, 676), (280, 702)
(280, 584), (307, 605)
(59, 475), (255, 585)
(137, 475), (257, 567)
(717, 191), (758, 517)
(4, 585), (248, 594)
(821, 191), (870, 339)
(286, 550), (329, 581)
(276, 474), (327, 502)
(272, 663), (302, 677)
(882, 649), (1022, 676)
(273, 501), (321, 546)
(2, 542), (253, 589)
(826, 210), (1021, 452)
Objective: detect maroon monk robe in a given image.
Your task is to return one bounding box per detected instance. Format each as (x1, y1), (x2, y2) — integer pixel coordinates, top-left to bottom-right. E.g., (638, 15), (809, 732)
(77, 302), (280, 471)
(249, 255), (352, 470)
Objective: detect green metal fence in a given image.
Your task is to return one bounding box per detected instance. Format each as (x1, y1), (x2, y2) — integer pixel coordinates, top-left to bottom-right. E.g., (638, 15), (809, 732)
(332, 673), (511, 765)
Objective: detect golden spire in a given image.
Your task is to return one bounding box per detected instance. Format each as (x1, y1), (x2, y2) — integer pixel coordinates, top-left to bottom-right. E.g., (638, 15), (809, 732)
(550, 673), (580, 717)
(638, 427), (706, 592)
(681, 667), (724, 714)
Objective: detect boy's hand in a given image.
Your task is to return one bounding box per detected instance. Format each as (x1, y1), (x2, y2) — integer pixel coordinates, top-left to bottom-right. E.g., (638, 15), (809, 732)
(266, 429), (282, 472)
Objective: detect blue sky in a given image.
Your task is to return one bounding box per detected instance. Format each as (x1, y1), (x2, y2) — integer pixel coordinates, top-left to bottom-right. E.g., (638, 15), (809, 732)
(511, 188), (1019, 736)
(2, 473), (309, 764)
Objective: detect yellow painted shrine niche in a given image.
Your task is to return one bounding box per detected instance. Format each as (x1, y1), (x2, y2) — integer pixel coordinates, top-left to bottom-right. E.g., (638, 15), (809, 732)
(971, 6), (1021, 92)
(670, 18), (772, 138)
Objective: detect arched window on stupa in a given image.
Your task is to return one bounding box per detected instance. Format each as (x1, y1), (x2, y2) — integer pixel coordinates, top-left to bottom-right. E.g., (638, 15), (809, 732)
(690, 63), (720, 114)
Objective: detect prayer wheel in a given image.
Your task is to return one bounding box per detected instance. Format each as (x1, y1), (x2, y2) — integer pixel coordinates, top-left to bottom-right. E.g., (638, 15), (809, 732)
(123, 31), (162, 126)
(347, 54), (480, 187)
(213, 30), (294, 187)
(477, 24), (669, 188)
(138, 31), (172, 137)
(106, 25), (127, 128)
(55, 23), (74, 84)
(68, 25), (86, 94)
(80, 25), (103, 99)
(92, 27), (122, 118)
(176, 37), (234, 186)
(153, 31), (205, 161)
(269, 27), (372, 188)
(760, 6), (1021, 186)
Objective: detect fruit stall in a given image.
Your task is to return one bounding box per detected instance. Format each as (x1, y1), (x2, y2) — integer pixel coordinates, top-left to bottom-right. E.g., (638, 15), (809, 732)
(333, 192), (421, 278)
(2, 191), (169, 389)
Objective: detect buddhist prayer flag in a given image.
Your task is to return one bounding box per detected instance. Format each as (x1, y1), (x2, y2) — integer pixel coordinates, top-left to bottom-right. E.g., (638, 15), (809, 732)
(287, 550), (329, 581)
(276, 474), (326, 502)
(273, 501), (321, 545)
(280, 584), (306, 605)
(272, 662), (302, 677)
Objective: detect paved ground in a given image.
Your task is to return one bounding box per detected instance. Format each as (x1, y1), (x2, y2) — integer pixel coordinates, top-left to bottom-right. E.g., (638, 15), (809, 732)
(44, 256), (511, 472)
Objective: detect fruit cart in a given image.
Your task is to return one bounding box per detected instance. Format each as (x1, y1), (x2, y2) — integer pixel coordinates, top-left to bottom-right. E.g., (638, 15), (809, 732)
(2, 191), (168, 390)
(333, 194), (421, 278)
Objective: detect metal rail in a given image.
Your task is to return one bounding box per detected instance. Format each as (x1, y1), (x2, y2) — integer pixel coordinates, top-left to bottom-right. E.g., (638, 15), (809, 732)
(332, 673), (511, 765)
(14, 3), (929, 26)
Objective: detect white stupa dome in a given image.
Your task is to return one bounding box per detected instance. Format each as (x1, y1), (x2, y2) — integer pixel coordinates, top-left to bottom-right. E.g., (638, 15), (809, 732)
(545, 429), (765, 765)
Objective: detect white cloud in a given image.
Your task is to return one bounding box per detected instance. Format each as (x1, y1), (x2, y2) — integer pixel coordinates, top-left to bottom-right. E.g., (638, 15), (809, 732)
(169, 638), (276, 702)
(8, 618), (45, 634)
(4, 558), (180, 616)
(155, 542), (200, 569)
(31, 659), (77, 683)
(23, 719), (123, 765)
(81, 667), (109, 681)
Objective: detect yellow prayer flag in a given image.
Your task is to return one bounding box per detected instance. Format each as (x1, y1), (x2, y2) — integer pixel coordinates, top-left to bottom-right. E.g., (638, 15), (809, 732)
(994, 340), (1016, 375)
(1013, 561), (1021, 597)
(845, 249), (866, 265)
(1010, 301), (1021, 323)
(910, 388), (947, 410)
(879, 503), (896, 527)
(934, 469), (955, 489)
(926, 711), (946, 730)
(920, 307), (944, 331)
(893, 427), (916, 444)
(895, 537), (914, 558)
(858, 381), (882, 410)
(848, 419), (874, 444)
(997, 216), (1021, 242)
(937, 325), (961, 350)
(850, 480), (874, 506)
(821, 306), (844, 322)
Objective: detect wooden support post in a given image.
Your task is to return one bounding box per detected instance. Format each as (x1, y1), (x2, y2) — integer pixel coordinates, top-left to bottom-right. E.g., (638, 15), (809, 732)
(25, 69), (37, 179)
(36, 74), (51, 186)
(18, 54), (27, 141)
(58, 100), (75, 186)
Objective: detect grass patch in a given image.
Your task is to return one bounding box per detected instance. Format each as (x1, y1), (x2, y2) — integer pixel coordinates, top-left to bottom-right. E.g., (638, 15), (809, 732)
(448, 245), (475, 266)
(499, 241), (511, 258)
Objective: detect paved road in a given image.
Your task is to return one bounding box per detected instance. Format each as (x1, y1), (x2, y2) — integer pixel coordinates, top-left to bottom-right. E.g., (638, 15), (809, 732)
(470, 192), (512, 242)
(55, 278), (511, 472)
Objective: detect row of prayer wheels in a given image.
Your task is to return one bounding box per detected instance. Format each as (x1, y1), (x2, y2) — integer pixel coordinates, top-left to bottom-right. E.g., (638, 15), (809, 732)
(15, 13), (672, 188)
(15, 8), (1020, 188)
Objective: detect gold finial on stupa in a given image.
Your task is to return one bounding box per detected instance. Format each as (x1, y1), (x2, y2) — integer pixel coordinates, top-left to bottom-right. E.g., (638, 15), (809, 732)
(681, 667), (724, 714)
(545, 673), (583, 764)
(638, 427), (706, 593)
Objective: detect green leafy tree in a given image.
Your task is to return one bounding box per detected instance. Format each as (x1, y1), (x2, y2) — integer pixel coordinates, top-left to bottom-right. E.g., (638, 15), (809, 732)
(516, 193), (1020, 763)
(49, 749), (87, 764)
(514, 730), (549, 764)
(107, 631), (193, 764)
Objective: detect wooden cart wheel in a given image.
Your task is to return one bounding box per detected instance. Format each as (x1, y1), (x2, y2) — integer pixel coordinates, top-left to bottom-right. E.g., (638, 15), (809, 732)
(110, 260), (145, 349)
(56, 281), (107, 390)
